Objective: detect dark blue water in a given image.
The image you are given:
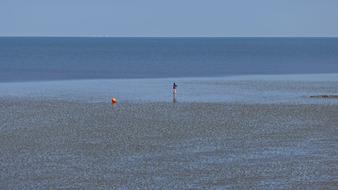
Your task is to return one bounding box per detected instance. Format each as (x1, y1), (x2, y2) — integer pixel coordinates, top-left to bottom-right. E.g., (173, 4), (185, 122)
(1, 37), (338, 82)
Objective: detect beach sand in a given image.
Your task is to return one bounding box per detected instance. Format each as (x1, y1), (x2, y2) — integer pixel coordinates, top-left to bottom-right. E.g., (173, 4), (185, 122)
(0, 99), (337, 189)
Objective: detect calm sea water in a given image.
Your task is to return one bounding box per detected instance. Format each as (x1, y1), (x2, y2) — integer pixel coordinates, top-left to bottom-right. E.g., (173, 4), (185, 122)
(1, 37), (338, 82)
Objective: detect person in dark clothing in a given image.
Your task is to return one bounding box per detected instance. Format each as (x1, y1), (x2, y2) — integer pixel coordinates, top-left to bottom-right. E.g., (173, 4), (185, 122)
(172, 82), (177, 103)
(173, 82), (177, 94)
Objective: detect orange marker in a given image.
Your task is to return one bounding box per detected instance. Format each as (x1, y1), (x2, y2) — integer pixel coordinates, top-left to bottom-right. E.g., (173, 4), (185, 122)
(111, 97), (117, 105)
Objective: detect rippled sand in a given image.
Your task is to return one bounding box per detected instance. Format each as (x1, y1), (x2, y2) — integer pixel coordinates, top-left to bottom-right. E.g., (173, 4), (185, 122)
(0, 99), (338, 189)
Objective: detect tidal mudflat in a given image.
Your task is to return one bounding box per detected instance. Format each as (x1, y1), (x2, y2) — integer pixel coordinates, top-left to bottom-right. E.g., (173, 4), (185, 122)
(0, 99), (337, 189)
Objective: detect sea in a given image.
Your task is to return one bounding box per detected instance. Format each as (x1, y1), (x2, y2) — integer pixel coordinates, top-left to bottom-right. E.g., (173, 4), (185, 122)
(0, 37), (338, 103)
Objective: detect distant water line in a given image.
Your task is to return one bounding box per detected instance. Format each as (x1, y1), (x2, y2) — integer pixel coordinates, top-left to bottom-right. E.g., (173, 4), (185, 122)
(0, 37), (338, 82)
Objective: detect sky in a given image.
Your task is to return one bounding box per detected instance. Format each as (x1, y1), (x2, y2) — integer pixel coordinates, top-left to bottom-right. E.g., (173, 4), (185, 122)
(1, 0), (338, 37)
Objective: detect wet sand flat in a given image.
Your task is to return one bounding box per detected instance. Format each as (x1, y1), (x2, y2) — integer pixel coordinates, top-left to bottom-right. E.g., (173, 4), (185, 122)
(0, 99), (338, 189)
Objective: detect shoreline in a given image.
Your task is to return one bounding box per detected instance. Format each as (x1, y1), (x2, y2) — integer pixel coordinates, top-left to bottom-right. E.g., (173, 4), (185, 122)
(0, 73), (337, 105)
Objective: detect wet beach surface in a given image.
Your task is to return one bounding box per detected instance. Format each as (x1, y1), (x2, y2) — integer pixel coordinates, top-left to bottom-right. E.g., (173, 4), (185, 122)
(0, 74), (338, 104)
(0, 99), (337, 189)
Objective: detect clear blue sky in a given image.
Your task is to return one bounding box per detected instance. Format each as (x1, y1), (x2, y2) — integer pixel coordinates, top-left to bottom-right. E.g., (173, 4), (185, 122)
(1, 0), (338, 37)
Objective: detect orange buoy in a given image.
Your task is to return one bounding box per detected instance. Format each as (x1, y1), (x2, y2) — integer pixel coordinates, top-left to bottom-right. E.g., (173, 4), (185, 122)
(111, 97), (117, 105)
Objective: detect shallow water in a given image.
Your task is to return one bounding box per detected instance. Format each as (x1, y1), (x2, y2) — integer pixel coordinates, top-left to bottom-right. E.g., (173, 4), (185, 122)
(0, 74), (337, 104)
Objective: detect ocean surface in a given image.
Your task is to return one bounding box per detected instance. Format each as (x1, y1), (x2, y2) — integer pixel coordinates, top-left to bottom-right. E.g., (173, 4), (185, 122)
(1, 37), (338, 104)
(2, 38), (338, 189)
(1, 37), (338, 82)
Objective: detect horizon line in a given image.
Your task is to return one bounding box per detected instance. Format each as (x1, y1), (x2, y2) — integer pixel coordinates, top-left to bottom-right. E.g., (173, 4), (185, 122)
(0, 35), (338, 38)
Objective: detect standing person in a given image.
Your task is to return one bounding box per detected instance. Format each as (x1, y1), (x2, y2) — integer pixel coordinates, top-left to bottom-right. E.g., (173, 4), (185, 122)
(173, 82), (177, 94)
(172, 82), (177, 103)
